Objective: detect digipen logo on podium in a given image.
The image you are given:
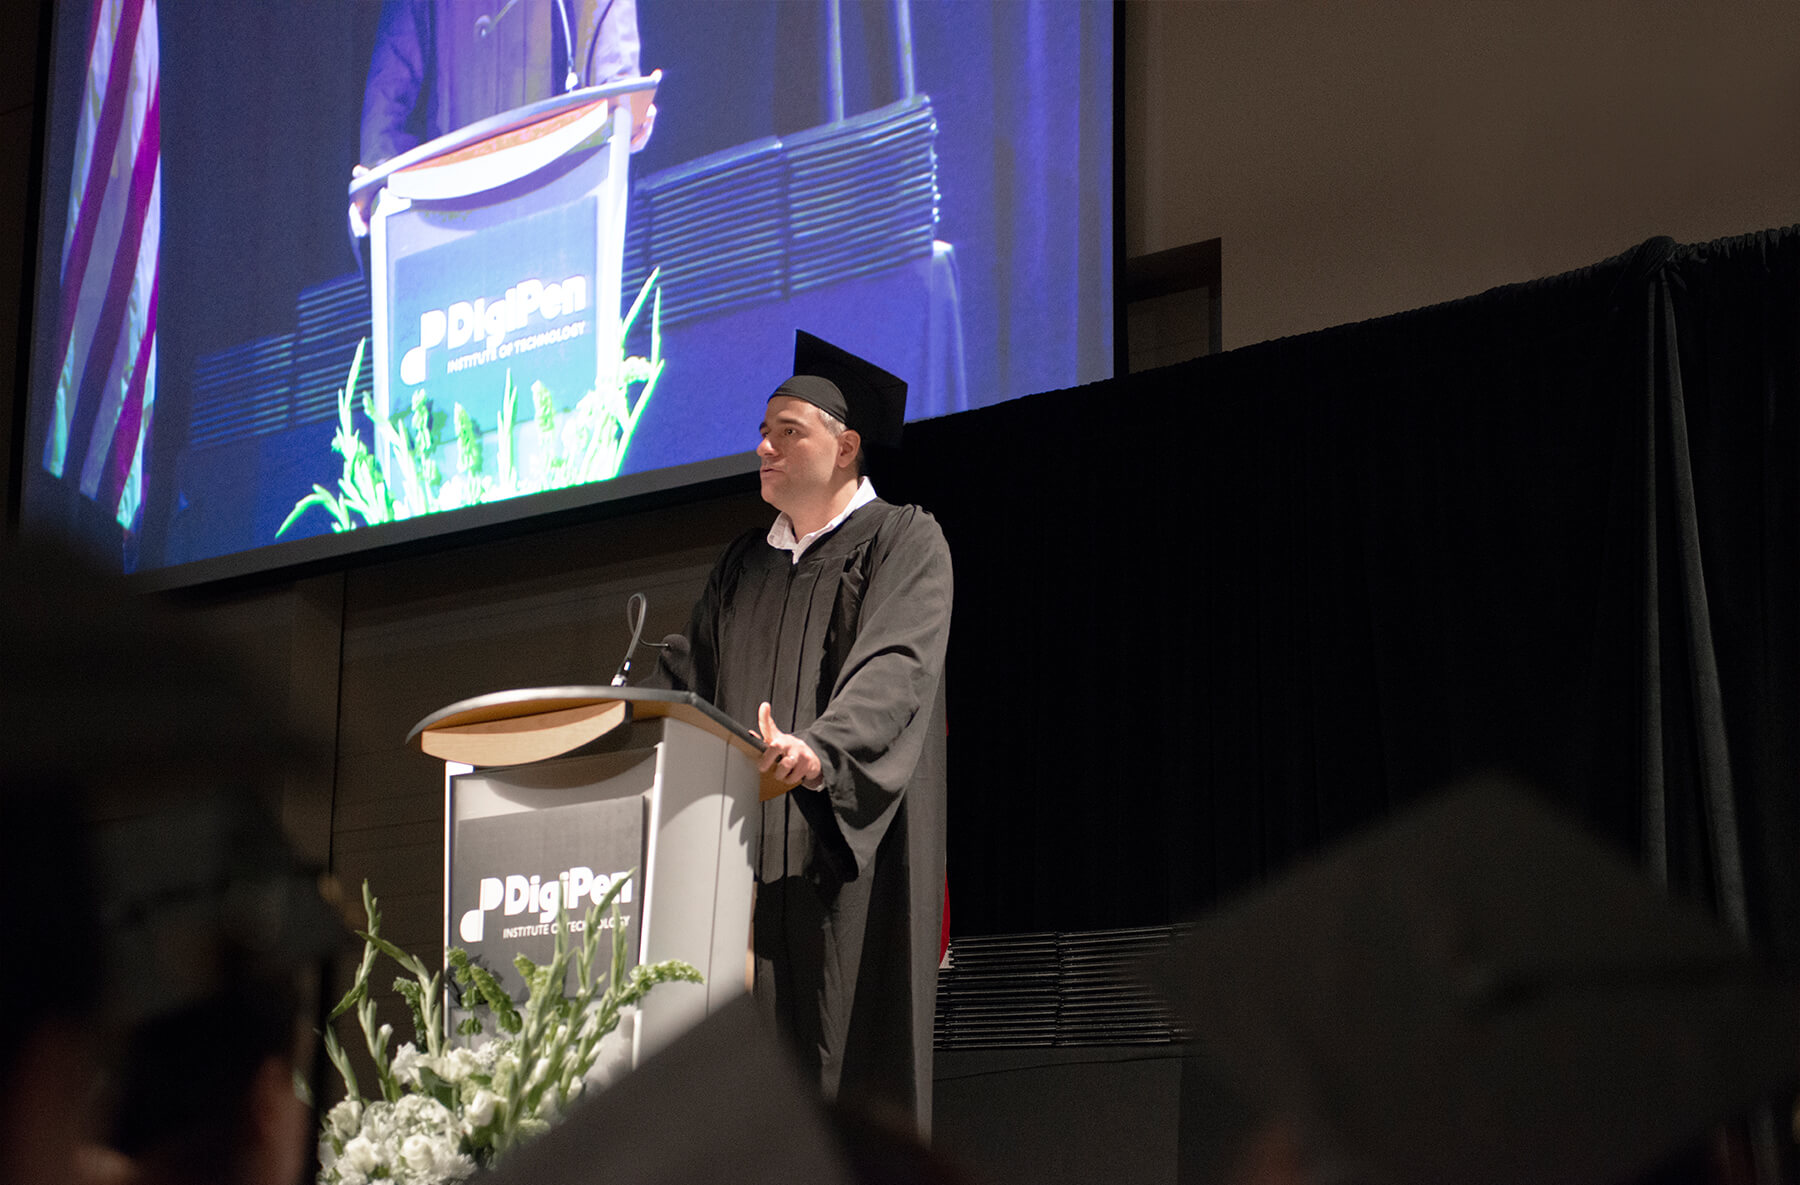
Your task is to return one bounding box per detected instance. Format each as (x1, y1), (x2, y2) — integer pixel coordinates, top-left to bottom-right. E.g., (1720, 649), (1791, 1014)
(401, 274), (590, 390)
(451, 796), (644, 999)
(388, 200), (600, 440)
(457, 864), (634, 943)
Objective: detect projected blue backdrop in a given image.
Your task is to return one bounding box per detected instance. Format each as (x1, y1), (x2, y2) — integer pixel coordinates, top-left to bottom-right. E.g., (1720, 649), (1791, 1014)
(21, 0), (1113, 577)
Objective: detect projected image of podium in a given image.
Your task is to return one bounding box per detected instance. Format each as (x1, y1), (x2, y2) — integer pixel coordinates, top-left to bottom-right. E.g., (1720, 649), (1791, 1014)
(352, 75), (659, 499)
(407, 685), (784, 1076)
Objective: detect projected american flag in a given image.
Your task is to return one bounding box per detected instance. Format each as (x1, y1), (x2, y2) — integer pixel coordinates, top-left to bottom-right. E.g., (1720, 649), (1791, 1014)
(42, 0), (161, 531)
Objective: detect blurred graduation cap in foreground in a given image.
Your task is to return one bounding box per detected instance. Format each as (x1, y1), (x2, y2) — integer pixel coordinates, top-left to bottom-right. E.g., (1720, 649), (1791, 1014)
(479, 995), (861, 1185)
(1152, 778), (1797, 1185)
(96, 794), (348, 1023)
(476, 991), (979, 1185)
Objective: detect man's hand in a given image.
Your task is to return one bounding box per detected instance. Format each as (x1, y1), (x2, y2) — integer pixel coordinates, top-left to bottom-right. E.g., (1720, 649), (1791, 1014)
(630, 102), (657, 152)
(348, 164), (373, 239)
(756, 702), (822, 789)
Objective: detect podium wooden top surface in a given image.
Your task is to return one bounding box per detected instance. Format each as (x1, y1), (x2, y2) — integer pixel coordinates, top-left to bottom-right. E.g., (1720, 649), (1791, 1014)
(407, 686), (790, 801)
(349, 73), (661, 207)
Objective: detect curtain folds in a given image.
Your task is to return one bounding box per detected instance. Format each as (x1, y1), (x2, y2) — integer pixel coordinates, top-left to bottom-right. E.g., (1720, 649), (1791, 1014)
(901, 227), (1800, 994)
(899, 223), (1800, 1176)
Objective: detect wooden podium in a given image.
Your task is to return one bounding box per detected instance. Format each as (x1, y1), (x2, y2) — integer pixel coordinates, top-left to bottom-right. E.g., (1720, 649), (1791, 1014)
(352, 74), (661, 500)
(407, 686), (784, 1074)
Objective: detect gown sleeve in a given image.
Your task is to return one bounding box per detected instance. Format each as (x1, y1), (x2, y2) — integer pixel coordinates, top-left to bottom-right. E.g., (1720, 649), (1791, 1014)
(795, 507), (953, 867)
(582, 0), (642, 85)
(361, 0), (430, 168)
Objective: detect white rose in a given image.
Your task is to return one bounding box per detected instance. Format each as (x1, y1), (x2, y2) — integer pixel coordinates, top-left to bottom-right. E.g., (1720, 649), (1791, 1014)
(391, 1043), (424, 1087)
(441, 1046), (480, 1083)
(326, 1099), (363, 1144)
(472, 1040), (506, 1073)
(463, 1089), (498, 1129)
(360, 1100), (395, 1144)
(401, 1134), (438, 1177)
(342, 1135), (381, 1175)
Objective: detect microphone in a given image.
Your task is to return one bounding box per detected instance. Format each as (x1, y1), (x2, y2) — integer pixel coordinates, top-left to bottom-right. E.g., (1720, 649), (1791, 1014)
(610, 592), (667, 686)
(474, 0), (579, 91)
(553, 0), (580, 92)
(473, 0), (520, 39)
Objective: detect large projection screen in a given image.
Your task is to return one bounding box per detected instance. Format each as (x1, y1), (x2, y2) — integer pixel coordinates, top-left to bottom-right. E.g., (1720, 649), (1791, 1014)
(20, 0), (1114, 584)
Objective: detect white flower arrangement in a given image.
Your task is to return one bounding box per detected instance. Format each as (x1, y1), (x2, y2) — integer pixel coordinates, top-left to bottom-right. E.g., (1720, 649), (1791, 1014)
(319, 1095), (474, 1185)
(317, 879), (701, 1185)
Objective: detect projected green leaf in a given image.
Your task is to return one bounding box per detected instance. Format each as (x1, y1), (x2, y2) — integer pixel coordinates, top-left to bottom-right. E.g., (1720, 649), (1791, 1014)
(278, 269), (664, 540)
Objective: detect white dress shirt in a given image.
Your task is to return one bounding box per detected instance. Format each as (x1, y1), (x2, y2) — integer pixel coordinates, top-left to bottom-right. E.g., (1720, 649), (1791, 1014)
(767, 477), (878, 564)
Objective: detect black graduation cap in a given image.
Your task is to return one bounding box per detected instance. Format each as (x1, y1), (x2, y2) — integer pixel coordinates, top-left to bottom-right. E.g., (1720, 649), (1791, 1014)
(479, 995), (861, 1185)
(1151, 778), (1798, 1185)
(96, 794), (349, 1022)
(770, 330), (909, 450)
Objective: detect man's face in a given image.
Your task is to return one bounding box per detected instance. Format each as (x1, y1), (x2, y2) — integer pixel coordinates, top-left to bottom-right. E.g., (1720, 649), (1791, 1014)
(758, 395), (852, 511)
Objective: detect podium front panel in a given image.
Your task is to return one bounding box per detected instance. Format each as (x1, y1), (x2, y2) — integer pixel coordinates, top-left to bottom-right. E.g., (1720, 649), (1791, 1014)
(635, 715), (760, 1062)
(443, 715), (758, 1079)
(369, 103), (632, 493)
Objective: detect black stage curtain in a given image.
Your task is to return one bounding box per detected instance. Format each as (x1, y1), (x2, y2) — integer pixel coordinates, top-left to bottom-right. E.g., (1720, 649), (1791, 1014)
(896, 228), (1800, 975)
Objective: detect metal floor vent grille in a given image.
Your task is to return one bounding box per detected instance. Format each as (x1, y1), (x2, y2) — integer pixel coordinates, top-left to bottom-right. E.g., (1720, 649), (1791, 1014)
(189, 275), (374, 453)
(934, 926), (1187, 1050)
(292, 275), (375, 426)
(623, 94), (939, 331)
(632, 137), (788, 324)
(188, 333), (295, 451)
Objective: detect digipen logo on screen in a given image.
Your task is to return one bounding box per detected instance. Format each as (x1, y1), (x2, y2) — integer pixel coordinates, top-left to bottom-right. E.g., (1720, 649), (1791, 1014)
(400, 274), (589, 387)
(458, 865), (631, 944)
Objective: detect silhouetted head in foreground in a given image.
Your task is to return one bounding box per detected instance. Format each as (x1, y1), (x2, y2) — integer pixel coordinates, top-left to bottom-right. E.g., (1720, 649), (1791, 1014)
(0, 541), (338, 1185)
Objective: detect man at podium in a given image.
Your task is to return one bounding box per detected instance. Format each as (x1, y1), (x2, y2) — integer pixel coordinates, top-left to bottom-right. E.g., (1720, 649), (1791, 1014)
(360, 0), (651, 170)
(658, 332), (952, 1133)
(350, 0), (655, 235)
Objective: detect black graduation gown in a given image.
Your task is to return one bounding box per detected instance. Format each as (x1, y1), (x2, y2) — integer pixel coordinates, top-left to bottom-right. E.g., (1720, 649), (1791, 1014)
(660, 497), (951, 1131)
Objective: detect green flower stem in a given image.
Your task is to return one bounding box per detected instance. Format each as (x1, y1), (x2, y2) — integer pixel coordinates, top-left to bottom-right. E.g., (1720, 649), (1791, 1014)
(283, 272), (666, 540)
(320, 876), (699, 1175)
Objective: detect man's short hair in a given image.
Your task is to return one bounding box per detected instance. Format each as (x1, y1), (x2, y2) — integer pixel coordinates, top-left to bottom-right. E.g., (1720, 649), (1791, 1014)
(814, 405), (863, 477)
